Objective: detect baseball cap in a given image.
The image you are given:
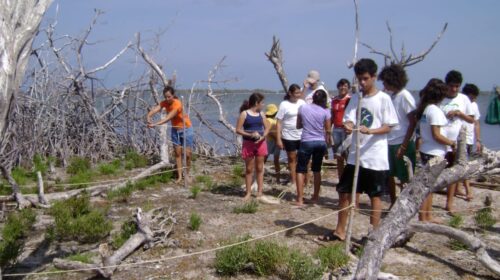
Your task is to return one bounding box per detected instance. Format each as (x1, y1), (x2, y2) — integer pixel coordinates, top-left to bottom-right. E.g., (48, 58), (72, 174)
(306, 70), (320, 84)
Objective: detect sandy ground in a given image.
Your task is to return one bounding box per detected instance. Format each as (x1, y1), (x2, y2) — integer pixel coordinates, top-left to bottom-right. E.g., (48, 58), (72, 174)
(5, 156), (500, 280)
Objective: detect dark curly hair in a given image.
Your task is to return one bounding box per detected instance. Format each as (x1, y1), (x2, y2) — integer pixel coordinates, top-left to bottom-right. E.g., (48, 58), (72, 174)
(462, 83), (480, 97)
(445, 70), (463, 85)
(354, 58), (377, 76)
(378, 64), (408, 92)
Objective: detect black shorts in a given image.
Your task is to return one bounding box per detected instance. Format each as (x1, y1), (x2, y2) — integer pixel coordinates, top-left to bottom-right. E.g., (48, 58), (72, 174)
(282, 139), (301, 152)
(337, 164), (388, 197)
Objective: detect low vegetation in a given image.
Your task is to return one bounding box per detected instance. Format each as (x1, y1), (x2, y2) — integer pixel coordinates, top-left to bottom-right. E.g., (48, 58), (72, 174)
(233, 200), (258, 214)
(111, 220), (138, 250)
(48, 193), (112, 243)
(195, 175), (214, 190)
(214, 237), (330, 279)
(448, 214), (464, 228)
(189, 212), (202, 231)
(315, 244), (350, 271)
(190, 184), (202, 199)
(106, 171), (173, 202)
(474, 207), (496, 230)
(0, 209), (37, 267)
(64, 252), (96, 264)
(124, 150), (148, 170)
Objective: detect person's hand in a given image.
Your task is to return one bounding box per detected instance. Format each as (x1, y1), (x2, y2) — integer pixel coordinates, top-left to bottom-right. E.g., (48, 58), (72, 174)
(251, 131), (260, 140)
(344, 122), (354, 134)
(255, 135), (265, 143)
(147, 123), (155, 128)
(277, 139), (284, 150)
(446, 110), (460, 119)
(326, 135), (332, 147)
(303, 79), (310, 89)
(396, 145), (406, 159)
(359, 125), (370, 134)
(476, 140), (482, 153)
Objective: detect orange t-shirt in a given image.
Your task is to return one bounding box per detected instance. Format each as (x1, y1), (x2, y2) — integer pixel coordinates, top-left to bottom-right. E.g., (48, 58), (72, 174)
(160, 99), (192, 129)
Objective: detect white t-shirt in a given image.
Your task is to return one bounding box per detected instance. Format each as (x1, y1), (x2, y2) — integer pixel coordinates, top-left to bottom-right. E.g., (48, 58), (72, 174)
(465, 101), (480, 145)
(304, 84), (331, 108)
(419, 104), (449, 157)
(343, 91), (399, 170)
(388, 88), (417, 145)
(439, 93), (473, 142)
(276, 99), (306, 140)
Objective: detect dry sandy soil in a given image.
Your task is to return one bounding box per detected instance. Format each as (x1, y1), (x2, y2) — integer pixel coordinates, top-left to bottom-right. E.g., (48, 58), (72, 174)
(4, 156), (500, 280)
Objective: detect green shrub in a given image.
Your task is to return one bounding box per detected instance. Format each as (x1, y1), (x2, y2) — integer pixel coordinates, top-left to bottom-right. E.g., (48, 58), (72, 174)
(448, 214), (464, 228)
(33, 154), (49, 175)
(448, 239), (468, 251)
(315, 243), (350, 271)
(0, 208), (36, 266)
(124, 151), (148, 170)
(111, 220), (137, 249)
(232, 164), (244, 177)
(67, 171), (93, 188)
(189, 212), (202, 231)
(106, 182), (134, 202)
(65, 252), (95, 264)
(284, 250), (323, 280)
(214, 237), (251, 276)
(251, 241), (288, 276)
(98, 162), (120, 175)
(190, 184), (202, 199)
(474, 207), (496, 230)
(195, 175), (214, 189)
(66, 157), (91, 175)
(11, 166), (31, 186)
(233, 200), (258, 214)
(49, 194), (112, 243)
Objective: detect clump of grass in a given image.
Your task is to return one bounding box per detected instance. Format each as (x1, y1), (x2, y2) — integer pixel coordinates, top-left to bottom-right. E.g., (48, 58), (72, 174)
(111, 220), (137, 250)
(233, 200), (258, 214)
(195, 175), (214, 190)
(315, 243), (350, 271)
(65, 252), (95, 264)
(189, 212), (202, 231)
(48, 193), (112, 243)
(448, 214), (464, 228)
(106, 182), (134, 202)
(251, 241), (288, 276)
(0, 208), (37, 266)
(232, 164), (244, 177)
(98, 162), (120, 175)
(124, 151), (148, 170)
(67, 171), (93, 188)
(474, 207), (496, 230)
(284, 250), (323, 280)
(448, 239), (468, 251)
(214, 236), (252, 276)
(11, 166), (32, 186)
(66, 157), (91, 175)
(190, 184), (202, 199)
(33, 154), (49, 175)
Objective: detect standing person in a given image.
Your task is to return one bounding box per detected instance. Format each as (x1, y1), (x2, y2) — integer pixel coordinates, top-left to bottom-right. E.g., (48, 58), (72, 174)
(378, 64), (417, 205)
(294, 90), (332, 206)
(456, 83), (482, 201)
(276, 84), (306, 187)
(236, 92), (270, 201)
(265, 103), (281, 184)
(321, 58), (398, 241)
(331, 79), (351, 180)
(303, 70), (329, 105)
(147, 86), (194, 184)
(440, 70), (474, 213)
(416, 79), (456, 222)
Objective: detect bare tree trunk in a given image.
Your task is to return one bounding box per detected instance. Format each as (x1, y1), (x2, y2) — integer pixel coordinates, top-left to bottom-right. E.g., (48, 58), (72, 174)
(265, 36), (289, 93)
(354, 129), (500, 279)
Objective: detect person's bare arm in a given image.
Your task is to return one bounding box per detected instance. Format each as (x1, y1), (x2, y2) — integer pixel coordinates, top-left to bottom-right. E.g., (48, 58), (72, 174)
(324, 118), (332, 146)
(359, 124), (392, 135)
(146, 105), (162, 125)
(149, 108), (177, 127)
(276, 120), (284, 149)
(296, 114), (303, 129)
(397, 111), (417, 158)
(474, 119), (482, 152)
(431, 125), (455, 148)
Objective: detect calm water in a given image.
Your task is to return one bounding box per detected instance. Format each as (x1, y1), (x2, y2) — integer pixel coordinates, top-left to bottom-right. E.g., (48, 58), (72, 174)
(182, 90), (500, 153)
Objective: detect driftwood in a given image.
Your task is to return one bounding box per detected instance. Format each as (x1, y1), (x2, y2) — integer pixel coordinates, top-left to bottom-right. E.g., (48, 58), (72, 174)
(53, 207), (176, 278)
(265, 36), (289, 93)
(354, 129), (500, 279)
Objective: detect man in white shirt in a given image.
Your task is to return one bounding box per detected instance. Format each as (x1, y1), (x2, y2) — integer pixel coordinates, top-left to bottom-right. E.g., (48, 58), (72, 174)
(303, 70), (331, 106)
(319, 58), (398, 242)
(440, 70), (475, 213)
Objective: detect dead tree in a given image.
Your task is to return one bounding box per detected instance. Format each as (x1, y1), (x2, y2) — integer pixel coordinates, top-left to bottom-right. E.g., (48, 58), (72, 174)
(53, 207), (176, 278)
(354, 129), (500, 279)
(0, 0), (53, 209)
(265, 36), (289, 93)
(361, 21), (448, 67)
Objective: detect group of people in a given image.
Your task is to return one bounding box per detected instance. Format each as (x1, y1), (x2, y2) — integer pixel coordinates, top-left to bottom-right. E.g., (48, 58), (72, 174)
(146, 58), (482, 241)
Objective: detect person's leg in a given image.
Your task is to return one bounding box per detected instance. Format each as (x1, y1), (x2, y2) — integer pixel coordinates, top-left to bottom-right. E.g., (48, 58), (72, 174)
(174, 146), (183, 183)
(310, 142), (326, 202)
(311, 172), (321, 202)
(370, 196), (382, 228)
(295, 172), (305, 205)
(255, 156), (265, 197)
(388, 176), (397, 205)
(446, 183), (457, 213)
(305, 160), (312, 189)
(333, 193), (351, 240)
(463, 179), (473, 201)
(287, 151), (298, 186)
(335, 155), (345, 180)
(419, 194), (432, 221)
(244, 157), (255, 200)
(185, 147), (192, 182)
(273, 151), (280, 184)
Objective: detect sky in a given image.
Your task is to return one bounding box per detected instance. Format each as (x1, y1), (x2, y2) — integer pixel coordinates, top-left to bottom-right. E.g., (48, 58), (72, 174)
(38, 0), (500, 91)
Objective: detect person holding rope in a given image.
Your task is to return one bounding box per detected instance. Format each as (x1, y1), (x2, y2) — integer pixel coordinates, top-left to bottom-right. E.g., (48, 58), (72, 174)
(321, 58), (398, 241)
(236, 92), (270, 200)
(147, 86), (193, 184)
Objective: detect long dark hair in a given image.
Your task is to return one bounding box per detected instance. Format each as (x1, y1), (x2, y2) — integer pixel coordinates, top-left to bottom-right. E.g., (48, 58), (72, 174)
(240, 92), (265, 113)
(284, 84), (301, 100)
(163, 85), (178, 99)
(415, 79), (447, 120)
(312, 90), (328, 109)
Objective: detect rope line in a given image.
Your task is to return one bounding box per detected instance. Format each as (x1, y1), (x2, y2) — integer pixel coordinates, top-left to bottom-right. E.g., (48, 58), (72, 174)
(2, 205), (354, 277)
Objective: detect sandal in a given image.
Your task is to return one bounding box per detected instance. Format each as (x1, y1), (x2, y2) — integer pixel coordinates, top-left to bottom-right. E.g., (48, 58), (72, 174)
(318, 232), (344, 242)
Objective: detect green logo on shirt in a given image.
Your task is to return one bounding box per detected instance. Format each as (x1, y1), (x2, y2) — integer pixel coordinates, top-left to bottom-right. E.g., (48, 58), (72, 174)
(361, 107), (374, 127)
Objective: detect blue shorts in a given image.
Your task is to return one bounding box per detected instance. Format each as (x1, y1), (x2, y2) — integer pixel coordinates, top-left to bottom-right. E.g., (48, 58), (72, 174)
(296, 141), (327, 173)
(332, 128), (347, 154)
(266, 138), (281, 157)
(171, 127), (194, 148)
